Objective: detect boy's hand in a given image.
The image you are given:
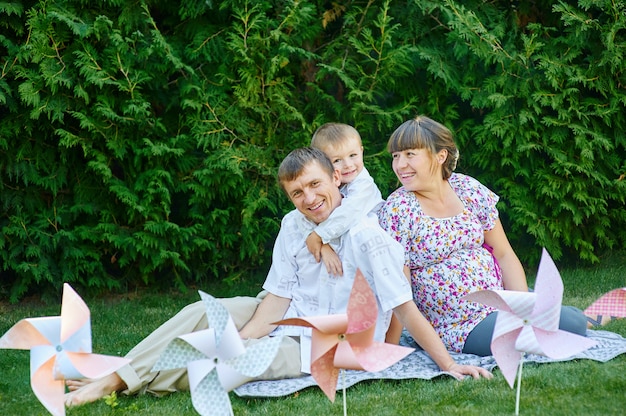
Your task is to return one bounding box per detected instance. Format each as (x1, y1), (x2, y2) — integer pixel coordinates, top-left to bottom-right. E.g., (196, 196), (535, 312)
(306, 232), (323, 262)
(320, 244), (343, 277)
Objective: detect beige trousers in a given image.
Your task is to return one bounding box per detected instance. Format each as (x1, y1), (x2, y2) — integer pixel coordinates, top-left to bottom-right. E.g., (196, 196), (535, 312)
(116, 294), (303, 396)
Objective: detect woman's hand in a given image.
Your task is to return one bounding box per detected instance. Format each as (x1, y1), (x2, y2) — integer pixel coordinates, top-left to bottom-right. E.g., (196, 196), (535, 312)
(445, 362), (493, 380)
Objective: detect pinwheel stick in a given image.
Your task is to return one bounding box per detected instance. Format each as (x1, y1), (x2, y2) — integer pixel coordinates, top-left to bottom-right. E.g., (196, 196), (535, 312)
(515, 353), (524, 416)
(342, 369), (347, 416)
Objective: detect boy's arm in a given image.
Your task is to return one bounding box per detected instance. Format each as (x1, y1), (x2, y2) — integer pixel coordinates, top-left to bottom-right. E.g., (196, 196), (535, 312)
(306, 231), (324, 262)
(319, 244), (342, 277)
(315, 172), (382, 243)
(306, 232), (343, 276)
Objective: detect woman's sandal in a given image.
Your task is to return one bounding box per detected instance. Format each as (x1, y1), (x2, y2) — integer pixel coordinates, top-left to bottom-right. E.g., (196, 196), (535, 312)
(586, 314), (618, 328)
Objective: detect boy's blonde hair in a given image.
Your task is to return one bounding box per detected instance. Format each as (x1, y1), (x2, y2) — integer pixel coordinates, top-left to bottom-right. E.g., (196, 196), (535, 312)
(311, 123), (362, 150)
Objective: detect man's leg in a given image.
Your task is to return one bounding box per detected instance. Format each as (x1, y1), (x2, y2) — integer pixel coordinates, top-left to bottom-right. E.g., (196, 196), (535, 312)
(66, 295), (263, 405)
(121, 296), (265, 395)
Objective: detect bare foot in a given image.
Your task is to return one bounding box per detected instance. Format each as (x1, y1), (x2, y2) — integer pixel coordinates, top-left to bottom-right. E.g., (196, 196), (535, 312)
(64, 373), (127, 407)
(65, 379), (93, 392)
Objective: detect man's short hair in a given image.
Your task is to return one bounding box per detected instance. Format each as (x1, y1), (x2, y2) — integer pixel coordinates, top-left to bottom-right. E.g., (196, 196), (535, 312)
(278, 147), (335, 191)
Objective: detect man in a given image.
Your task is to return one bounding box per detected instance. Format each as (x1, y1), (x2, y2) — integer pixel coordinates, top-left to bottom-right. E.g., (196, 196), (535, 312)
(66, 148), (491, 406)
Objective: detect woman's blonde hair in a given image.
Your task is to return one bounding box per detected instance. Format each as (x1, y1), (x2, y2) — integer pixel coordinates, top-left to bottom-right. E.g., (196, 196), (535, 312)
(387, 115), (459, 180)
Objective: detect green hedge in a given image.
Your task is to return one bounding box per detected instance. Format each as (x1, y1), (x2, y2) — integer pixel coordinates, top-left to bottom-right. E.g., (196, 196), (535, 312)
(1, 0), (624, 301)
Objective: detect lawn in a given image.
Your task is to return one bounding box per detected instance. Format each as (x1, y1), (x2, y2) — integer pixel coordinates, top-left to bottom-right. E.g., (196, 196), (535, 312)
(1, 251), (625, 416)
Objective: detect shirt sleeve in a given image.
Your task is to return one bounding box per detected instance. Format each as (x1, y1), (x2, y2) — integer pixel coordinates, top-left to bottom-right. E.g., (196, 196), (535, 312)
(348, 215), (413, 313)
(315, 168), (384, 243)
(262, 211), (300, 299)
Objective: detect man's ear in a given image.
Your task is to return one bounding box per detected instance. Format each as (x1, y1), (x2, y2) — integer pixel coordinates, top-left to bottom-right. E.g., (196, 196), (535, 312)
(333, 168), (342, 186)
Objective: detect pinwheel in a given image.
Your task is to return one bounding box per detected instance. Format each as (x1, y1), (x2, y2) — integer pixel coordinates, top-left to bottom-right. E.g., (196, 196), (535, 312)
(464, 248), (597, 415)
(274, 269), (414, 403)
(0, 283), (130, 416)
(584, 288), (626, 326)
(151, 291), (282, 416)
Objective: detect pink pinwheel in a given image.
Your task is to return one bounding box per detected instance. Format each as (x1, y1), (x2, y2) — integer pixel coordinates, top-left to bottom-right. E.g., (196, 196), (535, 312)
(0, 283), (130, 416)
(584, 288), (626, 325)
(151, 291), (282, 416)
(274, 269), (414, 402)
(464, 248), (597, 389)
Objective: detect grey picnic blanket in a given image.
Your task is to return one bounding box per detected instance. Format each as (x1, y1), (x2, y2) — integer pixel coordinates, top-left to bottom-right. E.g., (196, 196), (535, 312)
(234, 329), (626, 398)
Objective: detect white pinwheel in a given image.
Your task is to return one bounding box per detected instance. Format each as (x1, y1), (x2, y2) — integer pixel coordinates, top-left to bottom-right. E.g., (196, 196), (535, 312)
(0, 283), (130, 416)
(152, 291), (282, 416)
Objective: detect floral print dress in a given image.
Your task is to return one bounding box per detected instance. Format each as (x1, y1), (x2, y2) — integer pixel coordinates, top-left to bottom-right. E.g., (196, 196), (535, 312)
(378, 173), (502, 353)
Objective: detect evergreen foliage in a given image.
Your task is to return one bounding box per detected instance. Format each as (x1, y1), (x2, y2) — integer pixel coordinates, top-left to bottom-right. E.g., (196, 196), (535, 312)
(1, 0), (624, 301)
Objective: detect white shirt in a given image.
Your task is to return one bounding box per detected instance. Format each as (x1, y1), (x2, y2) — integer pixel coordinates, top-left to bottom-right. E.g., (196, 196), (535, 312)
(297, 167), (384, 243)
(263, 209), (412, 372)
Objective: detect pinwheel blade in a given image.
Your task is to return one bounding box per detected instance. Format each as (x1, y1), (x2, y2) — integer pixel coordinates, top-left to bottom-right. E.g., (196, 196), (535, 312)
(346, 270), (378, 333)
(152, 331), (215, 372)
(532, 249), (563, 332)
(60, 283), (91, 352)
(533, 328), (597, 359)
(31, 356), (65, 416)
(191, 369), (235, 416)
(311, 346), (340, 402)
(226, 335), (283, 379)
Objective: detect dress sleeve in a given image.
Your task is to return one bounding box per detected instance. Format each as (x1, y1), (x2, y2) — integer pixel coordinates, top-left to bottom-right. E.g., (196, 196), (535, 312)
(451, 173), (500, 231)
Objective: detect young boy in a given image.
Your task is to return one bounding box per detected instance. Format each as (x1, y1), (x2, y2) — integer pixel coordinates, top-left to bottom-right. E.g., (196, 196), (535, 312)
(303, 123), (384, 277)
(306, 123), (405, 342)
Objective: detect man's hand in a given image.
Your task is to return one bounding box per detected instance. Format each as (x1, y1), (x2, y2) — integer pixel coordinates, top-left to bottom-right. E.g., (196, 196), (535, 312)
(239, 293), (291, 339)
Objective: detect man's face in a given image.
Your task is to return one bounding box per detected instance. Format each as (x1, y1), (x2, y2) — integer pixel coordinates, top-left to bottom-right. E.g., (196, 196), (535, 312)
(283, 160), (342, 224)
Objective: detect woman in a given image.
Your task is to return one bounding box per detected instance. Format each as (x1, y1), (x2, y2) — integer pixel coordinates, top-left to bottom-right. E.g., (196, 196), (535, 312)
(378, 115), (587, 356)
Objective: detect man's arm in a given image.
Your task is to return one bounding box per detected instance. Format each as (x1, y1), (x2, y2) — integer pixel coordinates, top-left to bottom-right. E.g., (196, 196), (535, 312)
(239, 293), (291, 339)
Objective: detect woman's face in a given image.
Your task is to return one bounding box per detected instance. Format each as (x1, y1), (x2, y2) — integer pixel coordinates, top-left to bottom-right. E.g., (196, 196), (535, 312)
(391, 148), (440, 191)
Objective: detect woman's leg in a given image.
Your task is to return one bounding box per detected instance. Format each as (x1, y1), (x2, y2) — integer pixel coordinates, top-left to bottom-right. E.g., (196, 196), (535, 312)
(462, 306), (588, 356)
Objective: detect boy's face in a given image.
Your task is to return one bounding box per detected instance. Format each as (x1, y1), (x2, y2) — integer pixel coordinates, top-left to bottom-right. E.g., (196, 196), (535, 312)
(283, 160), (343, 225)
(321, 135), (364, 185)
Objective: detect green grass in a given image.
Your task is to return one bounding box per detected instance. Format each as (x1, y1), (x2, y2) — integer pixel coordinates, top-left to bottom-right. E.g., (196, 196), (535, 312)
(1, 252), (625, 416)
